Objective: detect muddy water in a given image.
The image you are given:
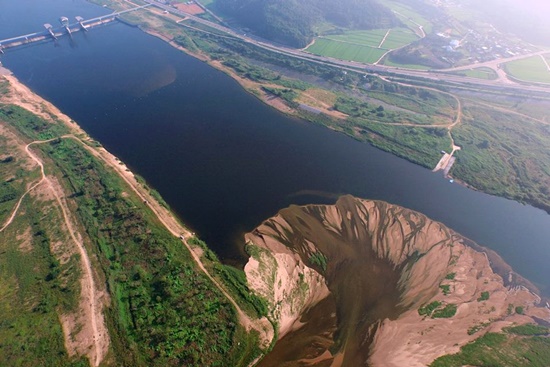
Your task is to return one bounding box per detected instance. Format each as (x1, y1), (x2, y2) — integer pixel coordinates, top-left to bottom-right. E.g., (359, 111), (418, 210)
(257, 198), (420, 366)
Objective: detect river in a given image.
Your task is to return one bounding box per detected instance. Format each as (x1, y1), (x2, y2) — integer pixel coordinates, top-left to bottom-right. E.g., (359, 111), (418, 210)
(1, 0), (549, 296)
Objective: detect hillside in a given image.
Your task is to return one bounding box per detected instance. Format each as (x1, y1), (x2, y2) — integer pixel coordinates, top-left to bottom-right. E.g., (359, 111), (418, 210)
(244, 196), (550, 366)
(216, 0), (399, 47)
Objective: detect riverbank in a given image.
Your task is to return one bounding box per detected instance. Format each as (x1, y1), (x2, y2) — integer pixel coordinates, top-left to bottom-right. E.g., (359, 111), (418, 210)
(111, 1), (550, 216)
(0, 71), (273, 365)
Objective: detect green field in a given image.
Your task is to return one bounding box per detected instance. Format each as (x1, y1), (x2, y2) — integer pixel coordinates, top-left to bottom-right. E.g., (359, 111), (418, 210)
(322, 28), (418, 50)
(504, 55), (550, 84)
(377, 0), (433, 34)
(306, 38), (388, 63)
(381, 28), (419, 49)
(448, 67), (498, 80)
(382, 57), (430, 70)
(324, 29), (389, 47)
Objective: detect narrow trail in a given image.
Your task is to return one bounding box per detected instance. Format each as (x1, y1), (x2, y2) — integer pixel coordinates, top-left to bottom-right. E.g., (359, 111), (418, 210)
(461, 97), (550, 126)
(0, 138), (104, 366)
(378, 76), (463, 170)
(378, 29), (391, 48)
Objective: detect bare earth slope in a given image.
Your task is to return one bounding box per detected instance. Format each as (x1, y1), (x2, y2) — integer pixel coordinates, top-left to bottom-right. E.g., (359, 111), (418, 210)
(245, 195), (550, 366)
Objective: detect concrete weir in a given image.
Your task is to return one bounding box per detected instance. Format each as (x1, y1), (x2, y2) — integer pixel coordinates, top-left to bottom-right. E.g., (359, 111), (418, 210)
(0, 4), (151, 53)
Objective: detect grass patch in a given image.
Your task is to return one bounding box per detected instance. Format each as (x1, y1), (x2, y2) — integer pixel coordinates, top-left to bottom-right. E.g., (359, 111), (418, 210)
(448, 67), (498, 80)
(440, 284), (451, 296)
(306, 38), (388, 64)
(308, 251), (328, 271)
(431, 332), (550, 367)
(418, 301), (442, 316)
(377, 0), (433, 34)
(323, 29), (389, 47)
(445, 272), (456, 280)
(477, 291), (490, 301)
(452, 102), (550, 213)
(432, 304), (457, 318)
(504, 55), (550, 84)
(504, 324), (549, 336)
(381, 28), (419, 49)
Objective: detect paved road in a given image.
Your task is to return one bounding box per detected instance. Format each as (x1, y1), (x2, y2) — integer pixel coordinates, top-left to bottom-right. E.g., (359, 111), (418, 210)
(144, 0), (550, 95)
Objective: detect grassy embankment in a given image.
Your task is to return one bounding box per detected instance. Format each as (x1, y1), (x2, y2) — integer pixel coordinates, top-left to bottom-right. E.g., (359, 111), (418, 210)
(91, 0), (550, 213)
(430, 325), (550, 367)
(0, 81), (265, 366)
(451, 101), (550, 212)
(445, 67), (498, 80)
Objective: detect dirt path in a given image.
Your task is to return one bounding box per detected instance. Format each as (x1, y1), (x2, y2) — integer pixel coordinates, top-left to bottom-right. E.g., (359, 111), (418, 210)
(1, 72), (273, 358)
(62, 135), (275, 350)
(0, 138), (106, 366)
(378, 29), (391, 48)
(379, 76), (463, 171)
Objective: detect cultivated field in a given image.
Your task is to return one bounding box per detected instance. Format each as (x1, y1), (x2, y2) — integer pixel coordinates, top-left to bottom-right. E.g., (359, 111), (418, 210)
(380, 28), (419, 49)
(306, 38), (387, 64)
(306, 28), (418, 64)
(504, 54), (550, 84)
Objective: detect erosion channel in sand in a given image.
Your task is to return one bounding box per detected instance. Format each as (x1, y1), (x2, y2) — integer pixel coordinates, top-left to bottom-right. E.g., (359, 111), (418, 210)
(244, 195), (550, 366)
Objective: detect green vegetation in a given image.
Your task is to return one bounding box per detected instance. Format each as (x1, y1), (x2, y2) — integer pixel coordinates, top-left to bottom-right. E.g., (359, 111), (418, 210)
(308, 251), (328, 271)
(0, 107), (86, 366)
(46, 139), (258, 366)
(468, 322), (489, 335)
(431, 331), (550, 367)
(262, 86), (299, 106)
(323, 29), (389, 47)
(216, 0), (398, 47)
(306, 38), (387, 64)
(477, 291), (490, 301)
(0, 99), (262, 365)
(377, 0), (433, 34)
(418, 301), (457, 319)
(432, 304), (457, 318)
(0, 105), (68, 140)
(418, 301), (442, 316)
(445, 272), (456, 280)
(504, 55), (550, 84)
(439, 284), (451, 296)
(448, 67), (498, 80)
(189, 237), (269, 319)
(505, 324), (550, 336)
(0, 191), (86, 367)
(515, 306), (524, 315)
(381, 28), (420, 49)
(306, 28), (418, 64)
(452, 102), (550, 213)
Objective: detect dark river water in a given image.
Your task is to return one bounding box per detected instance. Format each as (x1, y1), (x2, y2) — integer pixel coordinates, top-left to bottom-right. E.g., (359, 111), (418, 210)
(1, 0), (550, 295)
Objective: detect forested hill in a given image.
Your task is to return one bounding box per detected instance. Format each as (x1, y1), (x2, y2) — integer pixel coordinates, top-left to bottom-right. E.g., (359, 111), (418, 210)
(216, 0), (399, 48)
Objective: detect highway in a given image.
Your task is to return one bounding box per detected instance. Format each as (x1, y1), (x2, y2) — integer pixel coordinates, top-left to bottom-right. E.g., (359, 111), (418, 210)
(143, 0), (550, 95)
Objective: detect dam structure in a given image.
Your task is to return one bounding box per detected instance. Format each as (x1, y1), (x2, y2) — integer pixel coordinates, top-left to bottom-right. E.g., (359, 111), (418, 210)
(0, 5), (151, 54)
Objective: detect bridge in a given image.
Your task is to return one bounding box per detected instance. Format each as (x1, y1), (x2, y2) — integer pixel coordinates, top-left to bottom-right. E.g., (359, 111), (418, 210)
(0, 5), (151, 53)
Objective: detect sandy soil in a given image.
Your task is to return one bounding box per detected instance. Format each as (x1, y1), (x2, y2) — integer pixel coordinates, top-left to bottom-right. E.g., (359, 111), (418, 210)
(173, 3), (204, 15)
(245, 197), (550, 366)
(244, 231), (330, 339)
(370, 250), (548, 366)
